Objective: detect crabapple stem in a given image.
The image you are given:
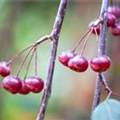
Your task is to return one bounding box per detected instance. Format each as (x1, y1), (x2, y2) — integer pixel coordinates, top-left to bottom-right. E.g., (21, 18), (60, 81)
(95, 27), (100, 51)
(8, 35), (51, 66)
(92, 18), (103, 27)
(106, 91), (112, 100)
(8, 44), (34, 65)
(35, 35), (52, 45)
(16, 46), (35, 77)
(24, 47), (36, 80)
(72, 28), (91, 52)
(35, 45), (38, 76)
(80, 30), (92, 55)
(95, 28), (100, 42)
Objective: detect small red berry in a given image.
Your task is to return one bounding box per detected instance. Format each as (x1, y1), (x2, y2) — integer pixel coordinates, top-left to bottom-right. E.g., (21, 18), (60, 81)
(90, 55), (111, 72)
(108, 6), (120, 18)
(19, 82), (30, 95)
(0, 62), (11, 77)
(68, 55), (88, 72)
(2, 75), (22, 94)
(24, 76), (44, 93)
(111, 24), (120, 36)
(107, 14), (116, 27)
(59, 51), (75, 66)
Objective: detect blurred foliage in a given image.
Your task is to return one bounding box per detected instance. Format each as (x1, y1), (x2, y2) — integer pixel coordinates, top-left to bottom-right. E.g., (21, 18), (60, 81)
(92, 99), (120, 120)
(0, 1), (120, 120)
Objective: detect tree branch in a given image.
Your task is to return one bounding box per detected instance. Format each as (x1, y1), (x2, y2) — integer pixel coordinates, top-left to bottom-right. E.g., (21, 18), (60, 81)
(91, 0), (109, 113)
(36, 0), (67, 120)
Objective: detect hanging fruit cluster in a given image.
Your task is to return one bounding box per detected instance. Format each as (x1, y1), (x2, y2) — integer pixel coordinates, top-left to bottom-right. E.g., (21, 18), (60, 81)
(0, 36), (51, 95)
(59, 5), (120, 73)
(1, 4), (120, 95)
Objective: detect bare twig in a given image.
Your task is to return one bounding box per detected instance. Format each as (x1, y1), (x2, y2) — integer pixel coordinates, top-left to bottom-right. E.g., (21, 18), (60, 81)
(100, 73), (111, 93)
(36, 0), (67, 120)
(91, 73), (102, 112)
(91, 0), (109, 113)
(35, 35), (52, 45)
(101, 73), (120, 99)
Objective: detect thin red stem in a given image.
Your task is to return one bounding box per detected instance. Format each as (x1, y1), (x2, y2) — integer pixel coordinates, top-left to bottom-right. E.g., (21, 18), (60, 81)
(95, 28), (99, 42)
(24, 47), (36, 80)
(94, 28), (100, 50)
(8, 44), (34, 65)
(72, 29), (91, 52)
(35, 45), (38, 76)
(80, 30), (92, 55)
(106, 91), (112, 100)
(8, 35), (51, 65)
(16, 46), (35, 77)
(35, 35), (52, 45)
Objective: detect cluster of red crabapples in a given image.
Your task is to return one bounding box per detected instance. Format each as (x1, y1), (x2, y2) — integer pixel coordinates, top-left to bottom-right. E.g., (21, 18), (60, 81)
(0, 42), (44, 95)
(59, 50), (111, 73)
(90, 5), (120, 36)
(59, 5), (120, 73)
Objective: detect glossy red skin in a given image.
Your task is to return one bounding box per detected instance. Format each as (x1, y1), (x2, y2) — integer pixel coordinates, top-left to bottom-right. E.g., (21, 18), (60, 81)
(24, 76), (44, 93)
(90, 55), (111, 72)
(107, 14), (116, 27)
(108, 6), (120, 18)
(68, 55), (88, 72)
(19, 82), (30, 95)
(2, 76), (22, 94)
(59, 51), (75, 66)
(111, 24), (120, 36)
(0, 62), (11, 77)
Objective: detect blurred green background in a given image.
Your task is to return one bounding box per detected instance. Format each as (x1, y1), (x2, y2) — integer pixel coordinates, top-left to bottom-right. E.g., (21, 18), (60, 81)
(0, 0), (120, 120)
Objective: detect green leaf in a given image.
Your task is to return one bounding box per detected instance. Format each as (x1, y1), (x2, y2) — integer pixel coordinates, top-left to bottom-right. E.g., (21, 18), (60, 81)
(92, 99), (120, 120)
